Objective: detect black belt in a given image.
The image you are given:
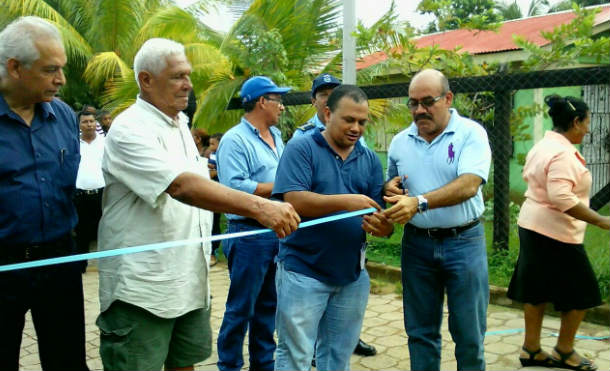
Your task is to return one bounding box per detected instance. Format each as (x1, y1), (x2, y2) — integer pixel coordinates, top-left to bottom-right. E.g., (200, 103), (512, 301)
(230, 218), (265, 229)
(1, 235), (75, 264)
(407, 220), (480, 239)
(75, 187), (103, 196)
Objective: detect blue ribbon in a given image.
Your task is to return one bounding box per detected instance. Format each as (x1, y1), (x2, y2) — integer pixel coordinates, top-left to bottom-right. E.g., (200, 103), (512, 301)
(0, 207), (377, 272)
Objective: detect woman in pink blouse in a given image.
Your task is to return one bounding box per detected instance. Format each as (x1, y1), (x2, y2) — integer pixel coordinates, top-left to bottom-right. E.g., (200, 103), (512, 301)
(507, 95), (609, 371)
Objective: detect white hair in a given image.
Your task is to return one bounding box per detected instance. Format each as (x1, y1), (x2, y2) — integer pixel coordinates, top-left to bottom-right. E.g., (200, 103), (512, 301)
(0, 16), (63, 78)
(133, 38), (186, 89)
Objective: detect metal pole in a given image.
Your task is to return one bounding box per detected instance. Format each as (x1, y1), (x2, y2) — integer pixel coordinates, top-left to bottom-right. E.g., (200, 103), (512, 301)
(342, 0), (356, 84)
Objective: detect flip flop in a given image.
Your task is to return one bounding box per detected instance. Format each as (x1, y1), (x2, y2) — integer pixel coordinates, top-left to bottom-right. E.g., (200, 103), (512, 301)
(552, 347), (598, 371)
(519, 346), (555, 367)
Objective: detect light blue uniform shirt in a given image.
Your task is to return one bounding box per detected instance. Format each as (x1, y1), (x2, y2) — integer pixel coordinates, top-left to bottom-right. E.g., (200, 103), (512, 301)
(387, 109), (491, 228)
(292, 114), (368, 147)
(217, 117), (284, 220)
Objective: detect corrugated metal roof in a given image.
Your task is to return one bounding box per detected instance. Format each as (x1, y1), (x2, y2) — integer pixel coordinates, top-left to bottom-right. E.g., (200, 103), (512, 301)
(357, 5), (610, 70)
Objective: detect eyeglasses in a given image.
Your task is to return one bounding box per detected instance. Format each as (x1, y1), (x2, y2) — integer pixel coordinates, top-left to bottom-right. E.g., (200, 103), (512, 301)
(406, 94), (445, 110)
(263, 96), (283, 105)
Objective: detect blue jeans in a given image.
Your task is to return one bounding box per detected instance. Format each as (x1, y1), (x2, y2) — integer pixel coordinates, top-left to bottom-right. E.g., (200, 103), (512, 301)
(274, 262), (369, 371)
(217, 222), (279, 371)
(401, 223), (488, 371)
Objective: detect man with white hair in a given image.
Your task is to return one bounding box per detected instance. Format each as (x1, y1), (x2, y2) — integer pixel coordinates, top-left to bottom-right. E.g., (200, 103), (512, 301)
(96, 38), (300, 371)
(0, 17), (89, 370)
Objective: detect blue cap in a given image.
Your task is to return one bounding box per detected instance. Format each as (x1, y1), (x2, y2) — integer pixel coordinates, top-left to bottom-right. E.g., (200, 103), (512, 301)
(240, 76), (291, 103)
(311, 73), (341, 97)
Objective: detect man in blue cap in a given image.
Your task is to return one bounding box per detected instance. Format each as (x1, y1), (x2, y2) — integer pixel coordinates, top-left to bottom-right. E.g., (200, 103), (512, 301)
(216, 76), (291, 371)
(292, 74), (376, 359)
(292, 73), (367, 148)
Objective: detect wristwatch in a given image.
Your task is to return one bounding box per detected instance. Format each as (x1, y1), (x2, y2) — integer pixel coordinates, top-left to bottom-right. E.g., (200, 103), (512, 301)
(416, 195), (428, 213)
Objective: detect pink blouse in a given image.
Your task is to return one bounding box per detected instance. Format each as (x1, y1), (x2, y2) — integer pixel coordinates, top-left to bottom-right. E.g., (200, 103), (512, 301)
(518, 130), (592, 244)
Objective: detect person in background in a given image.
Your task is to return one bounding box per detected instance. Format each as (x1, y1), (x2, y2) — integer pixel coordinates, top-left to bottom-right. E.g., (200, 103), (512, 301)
(0, 16), (89, 370)
(206, 132), (223, 266)
(216, 76), (290, 371)
(97, 110), (112, 135)
(81, 104), (105, 137)
(507, 94), (609, 371)
(192, 127), (210, 156)
(74, 110), (105, 273)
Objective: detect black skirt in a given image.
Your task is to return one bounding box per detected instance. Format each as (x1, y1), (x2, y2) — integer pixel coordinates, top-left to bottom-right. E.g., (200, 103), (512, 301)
(507, 226), (602, 312)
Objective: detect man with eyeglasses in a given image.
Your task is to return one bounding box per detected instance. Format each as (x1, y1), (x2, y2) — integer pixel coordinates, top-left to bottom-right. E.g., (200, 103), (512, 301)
(382, 69), (492, 371)
(216, 76), (290, 371)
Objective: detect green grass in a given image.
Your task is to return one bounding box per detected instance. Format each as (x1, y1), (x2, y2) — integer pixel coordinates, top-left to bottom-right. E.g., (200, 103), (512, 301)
(366, 205), (610, 302)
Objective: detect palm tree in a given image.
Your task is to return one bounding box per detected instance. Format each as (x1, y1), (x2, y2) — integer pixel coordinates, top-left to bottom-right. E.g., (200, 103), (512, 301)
(495, 0), (549, 21)
(548, 0), (610, 13)
(192, 0), (342, 133)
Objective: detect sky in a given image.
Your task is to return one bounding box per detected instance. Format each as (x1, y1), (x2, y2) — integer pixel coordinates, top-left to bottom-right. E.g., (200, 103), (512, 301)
(178, 0), (566, 33)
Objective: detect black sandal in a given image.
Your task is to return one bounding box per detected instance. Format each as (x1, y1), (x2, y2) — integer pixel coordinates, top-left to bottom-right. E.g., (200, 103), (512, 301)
(519, 346), (554, 367)
(552, 347), (598, 371)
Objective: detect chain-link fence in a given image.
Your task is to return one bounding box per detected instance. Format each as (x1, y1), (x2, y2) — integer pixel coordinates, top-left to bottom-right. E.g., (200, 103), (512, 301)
(228, 66), (610, 250)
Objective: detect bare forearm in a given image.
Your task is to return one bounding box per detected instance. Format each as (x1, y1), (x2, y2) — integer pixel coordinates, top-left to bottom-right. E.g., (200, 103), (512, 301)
(565, 202), (610, 229)
(254, 182), (274, 198)
(424, 174), (482, 210)
(167, 172), (265, 218)
(284, 192), (353, 217)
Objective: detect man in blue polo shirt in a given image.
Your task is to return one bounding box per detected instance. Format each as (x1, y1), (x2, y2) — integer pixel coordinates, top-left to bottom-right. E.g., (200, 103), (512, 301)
(293, 73), (376, 359)
(0, 17), (88, 370)
(273, 85), (393, 371)
(383, 69), (492, 371)
(216, 76), (290, 371)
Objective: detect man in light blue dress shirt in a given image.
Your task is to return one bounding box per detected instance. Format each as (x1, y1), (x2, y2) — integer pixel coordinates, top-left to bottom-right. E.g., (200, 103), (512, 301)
(383, 69), (492, 371)
(216, 76), (290, 371)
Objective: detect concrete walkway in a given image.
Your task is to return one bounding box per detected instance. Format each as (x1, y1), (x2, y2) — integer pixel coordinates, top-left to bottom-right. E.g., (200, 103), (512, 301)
(19, 263), (610, 370)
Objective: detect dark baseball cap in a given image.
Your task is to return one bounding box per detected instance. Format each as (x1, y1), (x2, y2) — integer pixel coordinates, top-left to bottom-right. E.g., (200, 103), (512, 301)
(311, 73), (341, 97)
(240, 76), (291, 104)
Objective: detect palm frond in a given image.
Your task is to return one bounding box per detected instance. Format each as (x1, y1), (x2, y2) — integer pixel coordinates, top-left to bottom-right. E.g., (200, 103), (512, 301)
(83, 51), (133, 89)
(185, 42), (232, 90)
(135, 6), (203, 46)
(87, 0), (144, 57)
(195, 74), (245, 132)
(100, 73), (139, 116)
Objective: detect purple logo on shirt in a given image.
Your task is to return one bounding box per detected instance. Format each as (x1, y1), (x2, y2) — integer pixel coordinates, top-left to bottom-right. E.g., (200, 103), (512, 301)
(447, 143), (455, 164)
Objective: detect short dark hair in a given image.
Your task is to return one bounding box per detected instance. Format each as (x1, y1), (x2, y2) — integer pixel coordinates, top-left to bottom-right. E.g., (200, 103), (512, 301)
(182, 90), (197, 128)
(78, 110), (96, 121)
(544, 94), (589, 132)
(326, 85), (368, 113)
(242, 98), (258, 112)
(210, 132), (223, 141)
(97, 110), (110, 119)
(81, 104), (97, 114)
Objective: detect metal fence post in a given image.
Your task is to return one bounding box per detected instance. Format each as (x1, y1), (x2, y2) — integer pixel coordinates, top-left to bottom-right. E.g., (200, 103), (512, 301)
(492, 88), (512, 250)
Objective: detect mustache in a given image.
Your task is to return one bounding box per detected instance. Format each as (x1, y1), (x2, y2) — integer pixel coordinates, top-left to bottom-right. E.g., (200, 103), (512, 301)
(415, 114), (433, 121)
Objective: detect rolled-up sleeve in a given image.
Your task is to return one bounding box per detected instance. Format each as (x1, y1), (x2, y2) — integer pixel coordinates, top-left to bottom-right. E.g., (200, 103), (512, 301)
(217, 135), (258, 194)
(546, 151), (580, 212)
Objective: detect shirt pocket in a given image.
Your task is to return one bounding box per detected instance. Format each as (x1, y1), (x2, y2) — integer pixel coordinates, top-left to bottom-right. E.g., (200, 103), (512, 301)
(57, 152), (80, 188)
